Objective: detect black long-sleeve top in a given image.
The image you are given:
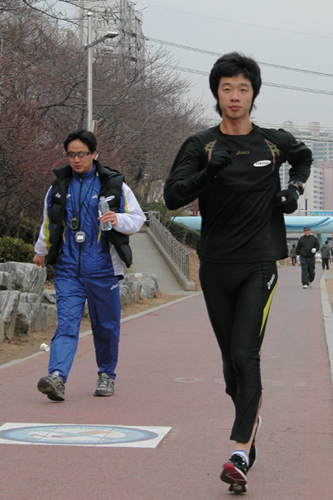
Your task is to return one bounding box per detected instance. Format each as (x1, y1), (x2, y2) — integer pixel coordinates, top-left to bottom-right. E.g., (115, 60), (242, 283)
(296, 235), (320, 258)
(164, 124), (312, 263)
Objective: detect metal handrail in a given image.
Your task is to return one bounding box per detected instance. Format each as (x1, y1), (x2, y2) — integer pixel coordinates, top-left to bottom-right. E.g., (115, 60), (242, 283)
(147, 211), (191, 280)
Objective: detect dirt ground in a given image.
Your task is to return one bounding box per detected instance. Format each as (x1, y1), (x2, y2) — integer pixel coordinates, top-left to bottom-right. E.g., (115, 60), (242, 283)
(0, 245), (201, 366)
(324, 274), (333, 308)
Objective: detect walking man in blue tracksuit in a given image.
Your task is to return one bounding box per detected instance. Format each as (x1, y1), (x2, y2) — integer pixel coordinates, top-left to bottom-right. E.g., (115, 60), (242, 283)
(33, 129), (145, 401)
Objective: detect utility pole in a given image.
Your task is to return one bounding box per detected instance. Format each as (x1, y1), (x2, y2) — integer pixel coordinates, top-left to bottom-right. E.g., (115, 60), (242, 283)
(86, 12), (119, 132)
(87, 12), (93, 131)
(119, 0), (125, 55)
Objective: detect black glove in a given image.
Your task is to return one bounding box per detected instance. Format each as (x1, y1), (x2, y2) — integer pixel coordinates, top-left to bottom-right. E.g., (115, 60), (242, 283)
(275, 184), (300, 214)
(206, 150), (232, 179)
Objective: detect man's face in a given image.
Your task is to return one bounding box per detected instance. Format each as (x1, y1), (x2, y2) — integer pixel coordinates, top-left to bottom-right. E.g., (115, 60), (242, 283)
(66, 139), (96, 174)
(215, 74), (254, 120)
(304, 229), (311, 236)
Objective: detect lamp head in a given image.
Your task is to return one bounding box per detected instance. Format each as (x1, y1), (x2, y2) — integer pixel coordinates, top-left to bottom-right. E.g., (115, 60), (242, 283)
(104, 32), (119, 39)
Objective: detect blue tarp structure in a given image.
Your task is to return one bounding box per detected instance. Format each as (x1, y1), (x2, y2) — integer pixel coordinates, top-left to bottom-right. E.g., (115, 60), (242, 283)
(173, 216), (333, 234)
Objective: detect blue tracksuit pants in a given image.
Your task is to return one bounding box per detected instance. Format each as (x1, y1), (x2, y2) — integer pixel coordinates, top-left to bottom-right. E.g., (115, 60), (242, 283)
(49, 275), (121, 382)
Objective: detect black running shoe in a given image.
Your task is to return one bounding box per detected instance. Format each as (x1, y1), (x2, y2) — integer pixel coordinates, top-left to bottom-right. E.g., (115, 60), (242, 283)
(37, 373), (65, 401)
(220, 454), (248, 487)
(228, 483), (247, 494)
(249, 415), (262, 469)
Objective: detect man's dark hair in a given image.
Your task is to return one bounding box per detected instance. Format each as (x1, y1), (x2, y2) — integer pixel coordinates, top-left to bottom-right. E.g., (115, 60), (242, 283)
(209, 52), (262, 117)
(63, 129), (97, 153)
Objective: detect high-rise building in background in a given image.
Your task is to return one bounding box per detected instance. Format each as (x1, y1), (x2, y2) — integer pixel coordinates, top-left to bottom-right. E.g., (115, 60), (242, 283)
(320, 161), (333, 210)
(280, 121), (333, 212)
(75, 0), (144, 64)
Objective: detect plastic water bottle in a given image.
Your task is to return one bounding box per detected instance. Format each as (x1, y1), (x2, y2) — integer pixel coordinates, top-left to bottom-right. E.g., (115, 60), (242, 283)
(98, 196), (112, 231)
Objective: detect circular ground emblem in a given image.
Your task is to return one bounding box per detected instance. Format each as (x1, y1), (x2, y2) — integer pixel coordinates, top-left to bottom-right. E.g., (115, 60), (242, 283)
(0, 424), (159, 446)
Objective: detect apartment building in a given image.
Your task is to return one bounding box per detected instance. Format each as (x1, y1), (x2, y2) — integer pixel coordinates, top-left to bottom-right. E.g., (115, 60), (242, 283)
(75, 0), (144, 63)
(280, 121), (333, 212)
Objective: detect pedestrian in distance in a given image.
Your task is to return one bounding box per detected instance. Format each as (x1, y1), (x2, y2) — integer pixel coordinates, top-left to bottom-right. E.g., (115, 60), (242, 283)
(290, 244), (297, 266)
(33, 129), (145, 402)
(164, 52), (313, 493)
(321, 239), (330, 270)
(295, 226), (320, 288)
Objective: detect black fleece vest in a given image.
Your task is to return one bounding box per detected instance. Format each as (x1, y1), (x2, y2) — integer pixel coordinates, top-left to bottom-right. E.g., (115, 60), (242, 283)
(46, 161), (132, 267)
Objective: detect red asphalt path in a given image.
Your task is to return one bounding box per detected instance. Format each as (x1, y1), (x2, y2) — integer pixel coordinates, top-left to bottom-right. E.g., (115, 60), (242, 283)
(0, 265), (333, 500)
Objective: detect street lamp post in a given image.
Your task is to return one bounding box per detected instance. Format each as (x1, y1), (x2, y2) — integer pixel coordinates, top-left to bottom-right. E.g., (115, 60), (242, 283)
(87, 12), (93, 132)
(86, 12), (118, 132)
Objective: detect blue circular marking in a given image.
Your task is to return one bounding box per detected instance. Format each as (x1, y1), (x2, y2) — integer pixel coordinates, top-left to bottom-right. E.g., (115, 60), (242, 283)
(0, 425), (158, 445)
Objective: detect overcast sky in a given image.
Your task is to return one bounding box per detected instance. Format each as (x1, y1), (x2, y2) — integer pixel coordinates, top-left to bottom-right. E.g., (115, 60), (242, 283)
(61, 0), (333, 130)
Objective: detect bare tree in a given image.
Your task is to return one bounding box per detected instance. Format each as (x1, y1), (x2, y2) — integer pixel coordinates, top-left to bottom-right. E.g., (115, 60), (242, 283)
(0, 1), (208, 238)
(91, 48), (208, 203)
(0, 8), (67, 233)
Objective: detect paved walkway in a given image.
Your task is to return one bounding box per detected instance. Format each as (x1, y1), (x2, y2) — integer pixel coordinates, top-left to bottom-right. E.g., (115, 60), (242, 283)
(129, 230), (195, 295)
(0, 258), (333, 499)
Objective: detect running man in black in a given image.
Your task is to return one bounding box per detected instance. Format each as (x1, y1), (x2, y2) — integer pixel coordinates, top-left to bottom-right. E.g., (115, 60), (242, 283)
(164, 52), (312, 492)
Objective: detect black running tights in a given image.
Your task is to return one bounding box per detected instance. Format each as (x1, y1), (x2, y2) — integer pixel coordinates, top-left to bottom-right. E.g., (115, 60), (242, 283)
(199, 261), (278, 443)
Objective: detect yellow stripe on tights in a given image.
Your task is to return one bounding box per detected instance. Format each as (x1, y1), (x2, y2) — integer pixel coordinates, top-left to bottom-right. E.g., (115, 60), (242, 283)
(260, 281), (278, 336)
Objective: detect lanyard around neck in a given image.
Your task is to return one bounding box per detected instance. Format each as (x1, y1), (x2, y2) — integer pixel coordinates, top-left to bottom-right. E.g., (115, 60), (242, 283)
(70, 172), (97, 231)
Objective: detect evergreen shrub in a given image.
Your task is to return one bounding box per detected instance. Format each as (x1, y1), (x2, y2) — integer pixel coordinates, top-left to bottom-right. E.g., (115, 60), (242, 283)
(0, 237), (35, 263)
(166, 221), (199, 249)
(0, 236), (55, 282)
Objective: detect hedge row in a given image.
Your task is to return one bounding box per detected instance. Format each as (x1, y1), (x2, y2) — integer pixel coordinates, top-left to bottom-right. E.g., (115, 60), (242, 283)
(0, 236), (55, 281)
(0, 236), (35, 263)
(166, 220), (200, 249)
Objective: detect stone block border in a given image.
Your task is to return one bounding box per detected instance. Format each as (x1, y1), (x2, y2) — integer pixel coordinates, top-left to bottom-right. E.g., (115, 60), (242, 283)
(0, 262), (158, 343)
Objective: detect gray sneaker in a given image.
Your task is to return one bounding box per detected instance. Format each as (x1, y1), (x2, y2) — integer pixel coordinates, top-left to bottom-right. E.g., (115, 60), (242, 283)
(94, 373), (115, 397)
(37, 372), (65, 401)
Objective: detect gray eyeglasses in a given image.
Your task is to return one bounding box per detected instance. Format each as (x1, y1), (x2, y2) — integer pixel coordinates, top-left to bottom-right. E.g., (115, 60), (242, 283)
(67, 151), (91, 159)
